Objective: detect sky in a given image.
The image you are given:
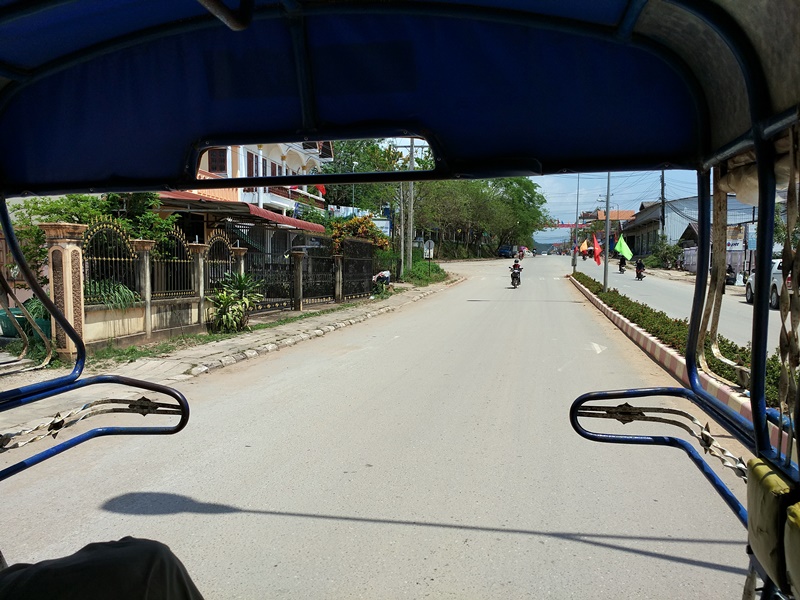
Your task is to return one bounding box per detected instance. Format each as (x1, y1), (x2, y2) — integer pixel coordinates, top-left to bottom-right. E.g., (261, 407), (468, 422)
(532, 170), (699, 245)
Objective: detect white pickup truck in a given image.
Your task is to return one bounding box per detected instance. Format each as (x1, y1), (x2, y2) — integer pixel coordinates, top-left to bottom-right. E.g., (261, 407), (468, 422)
(745, 258), (793, 309)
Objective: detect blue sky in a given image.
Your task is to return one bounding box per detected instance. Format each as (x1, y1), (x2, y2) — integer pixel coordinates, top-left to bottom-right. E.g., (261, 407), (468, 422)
(533, 170), (699, 245)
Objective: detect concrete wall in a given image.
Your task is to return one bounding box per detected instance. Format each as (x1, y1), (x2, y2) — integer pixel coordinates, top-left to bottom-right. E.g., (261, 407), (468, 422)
(84, 297), (202, 348)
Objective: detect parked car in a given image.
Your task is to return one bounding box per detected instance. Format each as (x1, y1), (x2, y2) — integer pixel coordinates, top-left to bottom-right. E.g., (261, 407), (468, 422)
(497, 245), (515, 258)
(745, 258), (792, 309)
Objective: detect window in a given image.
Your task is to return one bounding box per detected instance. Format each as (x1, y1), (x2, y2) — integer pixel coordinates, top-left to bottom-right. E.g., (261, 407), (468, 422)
(207, 148), (227, 174)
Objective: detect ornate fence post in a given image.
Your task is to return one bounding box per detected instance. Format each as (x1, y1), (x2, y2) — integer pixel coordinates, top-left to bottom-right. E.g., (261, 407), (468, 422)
(291, 250), (305, 311)
(333, 254), (343, 303)
(232, 246), (247, 276)
(132, 239), (155, 338)
(188, 243), (209, 326)
(38, 222), (88, 360)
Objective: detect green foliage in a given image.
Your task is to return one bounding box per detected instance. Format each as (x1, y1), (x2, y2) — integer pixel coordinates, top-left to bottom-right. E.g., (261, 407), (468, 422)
(643, 254), (662, 268)
(375, 248), (401, 275)
(9, 192), (179, 288)
(208, 272), (264, 333)
(297, 208), (329, 226)
(322, 139), (401, 212)
(9, 194), (109, 285)
(404, 259), (447, 286)
(22, 296), (48, 319)
(572, 271), (782, 407)
(414, 178), (551, 251)
(647, 233), (683, 268)
(84, 280), (140, 309)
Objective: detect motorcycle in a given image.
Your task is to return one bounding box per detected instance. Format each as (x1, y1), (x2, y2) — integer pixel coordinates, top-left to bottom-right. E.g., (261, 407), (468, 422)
(509, 266), (522, 288)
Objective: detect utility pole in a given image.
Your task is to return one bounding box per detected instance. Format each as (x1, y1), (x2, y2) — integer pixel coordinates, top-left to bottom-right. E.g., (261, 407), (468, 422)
(399, 182), (405, 276)
(660, 169), (666, 233)
(405, 137), (415, 275)
(572, 173), (580, 274)
(603, 172), (611, 292)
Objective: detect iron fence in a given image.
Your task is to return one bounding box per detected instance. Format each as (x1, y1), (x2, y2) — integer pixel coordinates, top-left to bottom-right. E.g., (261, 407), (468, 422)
(342, 238), (374, 299)
(152, 228), (194, 299)
(82, 220), (139, 306)
(245, 250), (293, 311)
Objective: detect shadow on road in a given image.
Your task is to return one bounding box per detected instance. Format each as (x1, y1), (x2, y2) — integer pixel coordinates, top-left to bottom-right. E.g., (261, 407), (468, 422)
(103, 492), (747, 576)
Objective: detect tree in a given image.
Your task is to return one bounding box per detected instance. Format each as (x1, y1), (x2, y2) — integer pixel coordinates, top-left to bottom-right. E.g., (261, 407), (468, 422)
(321, 140), (402, 212)
(9, 193), (179, 286)
(411, 177), (551, 253)
(9, 194), (111, 285)
(486, 178), (550, 249)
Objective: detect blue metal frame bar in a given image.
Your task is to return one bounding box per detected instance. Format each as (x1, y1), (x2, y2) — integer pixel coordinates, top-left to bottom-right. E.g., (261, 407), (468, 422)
(670, 1), (789, 473)
(0, 197), (86, 404)
(570, 389), (747, 527)
(0, 374), (190, 483)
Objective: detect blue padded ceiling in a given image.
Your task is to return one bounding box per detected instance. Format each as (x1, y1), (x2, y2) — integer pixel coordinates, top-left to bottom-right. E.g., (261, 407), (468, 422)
(0, 0), (795, 196)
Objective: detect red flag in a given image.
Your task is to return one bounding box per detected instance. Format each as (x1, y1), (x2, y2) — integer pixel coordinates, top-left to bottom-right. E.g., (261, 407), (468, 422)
(289, 185), (299, 190)
(593, 234), (602, 265)
(315, 184), (326, 195)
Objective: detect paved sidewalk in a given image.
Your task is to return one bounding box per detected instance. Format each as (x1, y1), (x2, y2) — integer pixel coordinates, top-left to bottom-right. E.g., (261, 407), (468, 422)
(0, 279), (463, 431)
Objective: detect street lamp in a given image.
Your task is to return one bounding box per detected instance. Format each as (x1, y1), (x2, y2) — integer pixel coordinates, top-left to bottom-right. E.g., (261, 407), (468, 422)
(352, 161), (359, 211)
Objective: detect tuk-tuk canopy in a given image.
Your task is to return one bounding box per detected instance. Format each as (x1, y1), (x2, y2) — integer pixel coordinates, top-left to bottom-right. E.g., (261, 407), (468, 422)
(0, 1), (796, 196)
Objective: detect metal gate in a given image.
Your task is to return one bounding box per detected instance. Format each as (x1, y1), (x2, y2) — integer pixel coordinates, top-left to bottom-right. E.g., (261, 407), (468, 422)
(204, 233), (234, 291)
(303, 238), (335, 304)
(82, 220), (138, 305)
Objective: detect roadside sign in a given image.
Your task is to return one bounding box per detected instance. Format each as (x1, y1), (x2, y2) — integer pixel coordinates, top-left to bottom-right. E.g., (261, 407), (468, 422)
(423, 240), (434, 259)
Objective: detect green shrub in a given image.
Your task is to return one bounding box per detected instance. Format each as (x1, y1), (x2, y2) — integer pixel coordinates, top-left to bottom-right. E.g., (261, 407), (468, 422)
(404, 259), (447, 286)
(208, 272), (264, 333)
(84, 280), (140, 309)
(23, 296), (48, 319)
(573, 271), (783, 407)
(643, 255), (662, 268)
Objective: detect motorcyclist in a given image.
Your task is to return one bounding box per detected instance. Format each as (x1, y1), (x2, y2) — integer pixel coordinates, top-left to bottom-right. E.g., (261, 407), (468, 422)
(725, 264), (736, 285)
(635, 258), (646, 279)
(619, 256), (627, 273)
(509, 258), (523, 286)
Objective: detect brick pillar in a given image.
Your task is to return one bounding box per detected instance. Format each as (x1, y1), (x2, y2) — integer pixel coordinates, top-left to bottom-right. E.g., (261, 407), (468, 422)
(132, 240), (155, 338)
(232, 247), (247, 276)
(188, 243), (209, 326)
(38, 222), (88, 360)
(291, 250), (305, 311)
(333, 254), (343, 303)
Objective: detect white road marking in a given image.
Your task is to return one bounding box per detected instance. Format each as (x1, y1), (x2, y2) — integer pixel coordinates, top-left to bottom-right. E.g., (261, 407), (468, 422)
(590, 342), (607, 354)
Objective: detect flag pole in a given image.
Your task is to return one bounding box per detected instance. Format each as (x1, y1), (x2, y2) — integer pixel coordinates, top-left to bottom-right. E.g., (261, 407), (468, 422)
(603, 171), (611, 292)
(572, 173), (580, 274)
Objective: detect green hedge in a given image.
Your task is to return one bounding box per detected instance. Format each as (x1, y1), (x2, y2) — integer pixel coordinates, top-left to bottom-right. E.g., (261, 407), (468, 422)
(572, 271), (782, 407)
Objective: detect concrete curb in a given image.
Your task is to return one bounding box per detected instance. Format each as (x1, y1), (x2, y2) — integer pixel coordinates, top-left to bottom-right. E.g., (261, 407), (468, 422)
(567, 275), (787, 447)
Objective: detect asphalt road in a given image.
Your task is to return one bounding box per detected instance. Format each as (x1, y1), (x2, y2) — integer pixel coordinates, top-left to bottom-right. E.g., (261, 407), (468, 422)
(1, 258), (750, 598)
(572, 255), (781, 351)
